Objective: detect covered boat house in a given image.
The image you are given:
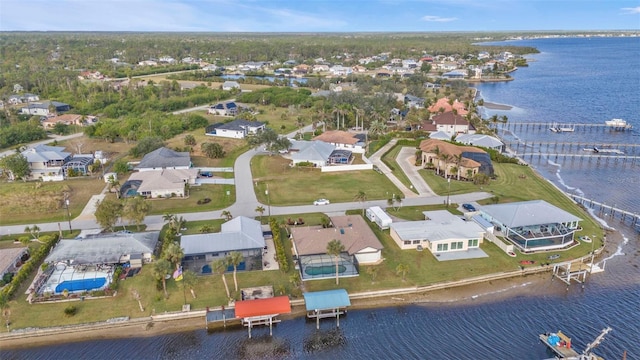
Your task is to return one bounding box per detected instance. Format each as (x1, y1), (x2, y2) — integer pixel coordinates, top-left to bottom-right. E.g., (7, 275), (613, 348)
(303, 289), (351, 329)
(234, 296), (291, 338)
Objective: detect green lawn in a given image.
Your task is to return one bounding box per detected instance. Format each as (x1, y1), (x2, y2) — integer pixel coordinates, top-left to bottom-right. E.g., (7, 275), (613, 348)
(0, 178), (106, 226)
(251, 155), (401, 205)
(147, 184), (235, 215)
(380, 144), (420, 194)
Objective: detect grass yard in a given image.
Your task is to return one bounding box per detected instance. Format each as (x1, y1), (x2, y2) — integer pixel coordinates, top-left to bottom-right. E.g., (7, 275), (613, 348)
(251, 155), (401, 205)
(178, 219), (226, 235)
(165, 127), (249, 168)
(0, 178), (106, 226)
(381, 144), (420, 194)
(252, 105), (316, 135)
(147, 184), (235, 215)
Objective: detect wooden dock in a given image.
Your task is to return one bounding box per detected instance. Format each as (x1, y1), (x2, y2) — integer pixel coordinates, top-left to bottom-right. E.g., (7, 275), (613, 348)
(539, 332), (580, 358)
(570, 195), (640, 227)
(502, 121), (634, 132)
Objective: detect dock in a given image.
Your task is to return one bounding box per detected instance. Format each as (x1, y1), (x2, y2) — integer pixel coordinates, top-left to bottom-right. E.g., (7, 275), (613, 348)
(539, 327), (611, 360)
(502, 121), (633, 133)
(570, 195), (640, 227)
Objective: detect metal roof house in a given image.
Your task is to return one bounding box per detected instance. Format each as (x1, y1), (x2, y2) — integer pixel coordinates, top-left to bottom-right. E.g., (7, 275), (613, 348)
(455, 134), (504, 152)
(287, 140), (336, 167)
(479, 200), (582, 252)
(205, 119), (266, 139)
(21, 144), (71, 181)
(134, 147), (191, 171)
(180, 216), (265, 274)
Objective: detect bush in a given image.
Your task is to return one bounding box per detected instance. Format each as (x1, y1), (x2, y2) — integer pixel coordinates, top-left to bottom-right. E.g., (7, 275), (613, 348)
(197, 198), (211, 205)
(64, 305), (77, 316)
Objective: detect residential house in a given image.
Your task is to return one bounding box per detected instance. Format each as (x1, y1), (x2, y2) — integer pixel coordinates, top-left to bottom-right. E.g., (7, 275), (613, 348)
(351, 65), (367, 73)
(287, 140), (336, 167)
(158, 56), (176, 64)
(61, 155), (94, 176)
(419, 139), (494, 179)
(479, 200), (582, 252)
(134, 147), (191, 171)
(205, 119), (265, 139)
(180, 216), (265, 274)
(45, 232), (160, 266)
(21, 101), (70, 116)
(442, 69), (468, 79)
(8, 95), (23, 105)
(365, 206), (393, 230)
(202, 64), (219, 72)
(402, 59), (418, 68)
(290, 215), (384, 281)
(222, 81), (241, 91)
(293, 64), (310, 75)
(208, 101), (238, 116)
(13, 84), (24, 93)
(424, 111), (474, 136)
(404, 94), (425, 109)
(455, 134), (504, 152)
(0, 247), (29, 279)
(21, 144), (71, 181)
(41, 114), (84, 129)
(313, 64), (330, 72)
(389, 210), (485, 253)
(138, 60), (158, 66)
(329, 65), (352, 76)
(126, 168), (198, 198)
(312, 130), (365, 154)
(428, 97), (468, 116)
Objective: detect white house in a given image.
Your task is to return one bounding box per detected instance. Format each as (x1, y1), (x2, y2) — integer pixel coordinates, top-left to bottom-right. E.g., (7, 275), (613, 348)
(389, 210), (485, 252)
(329, 65), (352, 76)
(286, 140), (335, 167)
(21, 144), (71, 181)
(312, 130), (366, 154)
(127, 168), (198, 198)
(455, 134), (504, 151)
(366, 206), (393, 230)
(222, 81), (241, 91)
(205, 119), (265, 139)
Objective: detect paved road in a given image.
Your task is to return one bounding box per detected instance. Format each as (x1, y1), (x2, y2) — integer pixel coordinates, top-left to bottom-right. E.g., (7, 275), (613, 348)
(171, 98), (236, 115)
(0, 132), (84, 158)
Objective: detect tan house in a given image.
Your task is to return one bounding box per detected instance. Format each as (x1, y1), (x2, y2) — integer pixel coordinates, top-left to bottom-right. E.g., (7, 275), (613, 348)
(127, 168), (198, 198)
(42, 114), (83, 129)
(312, 130), (365, 153)
(419, 139), (491, 179)
(428, 97), (468, 116)
(422, 111), (474, 136)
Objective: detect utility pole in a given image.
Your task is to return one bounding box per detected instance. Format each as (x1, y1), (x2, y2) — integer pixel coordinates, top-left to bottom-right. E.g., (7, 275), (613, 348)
(446, 177), (451, 207)
(65, 198), (72, 234)
(265, 184), (271, 220)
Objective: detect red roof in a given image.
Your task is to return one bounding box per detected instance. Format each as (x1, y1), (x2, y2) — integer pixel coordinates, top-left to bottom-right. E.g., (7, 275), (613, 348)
(234, 296), (291, 318)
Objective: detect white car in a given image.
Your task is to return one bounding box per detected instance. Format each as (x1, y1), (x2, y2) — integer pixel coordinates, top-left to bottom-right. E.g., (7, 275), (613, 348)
(313, 198), (330, 206)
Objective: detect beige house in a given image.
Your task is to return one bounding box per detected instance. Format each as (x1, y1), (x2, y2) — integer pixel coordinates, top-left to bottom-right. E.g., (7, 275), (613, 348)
(127, 168), (198, 198)
(419, 139), (488, 180)
(42, 114), (83, 129)
(312, 130), (365, 154)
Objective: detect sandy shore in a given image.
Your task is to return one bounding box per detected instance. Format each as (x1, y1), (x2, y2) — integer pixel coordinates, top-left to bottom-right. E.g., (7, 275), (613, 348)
(1, 229), (622, 351)
(482, 102), (513, 110)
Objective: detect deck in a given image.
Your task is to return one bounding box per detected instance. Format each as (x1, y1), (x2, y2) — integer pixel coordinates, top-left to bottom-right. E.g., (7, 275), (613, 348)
(539, 333), (580, 358)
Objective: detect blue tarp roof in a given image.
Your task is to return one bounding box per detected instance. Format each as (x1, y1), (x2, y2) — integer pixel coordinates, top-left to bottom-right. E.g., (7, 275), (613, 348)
(303, 289), (351, 311)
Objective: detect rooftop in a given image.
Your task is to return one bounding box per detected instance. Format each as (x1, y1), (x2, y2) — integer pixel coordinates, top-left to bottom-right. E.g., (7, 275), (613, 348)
(481, 200), (582, 228)
(135, 147), (191, 170)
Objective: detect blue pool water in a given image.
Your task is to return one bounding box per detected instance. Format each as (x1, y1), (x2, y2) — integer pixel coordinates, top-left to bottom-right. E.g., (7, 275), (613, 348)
(55, 277), (107, 293)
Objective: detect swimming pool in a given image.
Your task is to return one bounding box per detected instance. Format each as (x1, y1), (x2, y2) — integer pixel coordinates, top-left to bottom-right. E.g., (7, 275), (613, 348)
(305, 265), (347, 276)
(55, 277), (107, 293)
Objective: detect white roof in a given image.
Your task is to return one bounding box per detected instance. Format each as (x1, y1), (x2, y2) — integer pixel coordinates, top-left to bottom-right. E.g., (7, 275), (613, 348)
(480, 200), (582, 227)
(289, 140), (335, 162)
(429, 131), (452, 140)
(390, 210), (484, 242)
(367, 206), (392, 223)
(181, 216), (265, 255)
(22, 144), (70, 163)
(456, 134), (503, 148)
(129, 168), (198, 192)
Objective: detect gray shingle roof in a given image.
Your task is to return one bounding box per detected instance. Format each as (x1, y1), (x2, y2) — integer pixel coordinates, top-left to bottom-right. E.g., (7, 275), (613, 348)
(480, 200), (582, 228)
(135, 147), (191, 170)
(22, 144), (70, 163)
(290, 140), (335, 162)
(216, 119), (265, 132)
(45, 232), (160, 265)
(181, 216), (265, 255)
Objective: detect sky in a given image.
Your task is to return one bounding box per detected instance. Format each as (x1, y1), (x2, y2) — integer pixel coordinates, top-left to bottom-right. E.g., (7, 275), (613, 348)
(1, 0), (639, 32)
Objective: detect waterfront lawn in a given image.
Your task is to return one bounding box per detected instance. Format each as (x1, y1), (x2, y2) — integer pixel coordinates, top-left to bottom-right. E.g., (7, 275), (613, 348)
(0, 178), (106, 226)
(147, 184), (235, 215)
(380, 144), (419, 194)
(251, 155), (401, 205)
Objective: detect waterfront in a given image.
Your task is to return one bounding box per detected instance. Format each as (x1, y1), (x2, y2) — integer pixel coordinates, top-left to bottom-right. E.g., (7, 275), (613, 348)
(2, 37), (640, 359)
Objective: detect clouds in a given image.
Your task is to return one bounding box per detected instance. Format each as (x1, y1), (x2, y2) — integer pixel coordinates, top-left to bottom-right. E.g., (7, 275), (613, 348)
(621, 6), (640, 14)
(421, 15), (458, 23)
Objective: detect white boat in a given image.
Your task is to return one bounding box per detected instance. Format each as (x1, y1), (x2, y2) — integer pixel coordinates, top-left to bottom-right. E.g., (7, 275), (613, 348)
(605, 118), (627, 127)
(549, 123), (575, 132)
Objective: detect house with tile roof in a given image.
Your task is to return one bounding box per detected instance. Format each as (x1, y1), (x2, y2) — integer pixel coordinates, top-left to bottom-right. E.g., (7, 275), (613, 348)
(419, 139), (493, 179)
(205, 119), (266, 139)
(479, 200), (582, 252)
(134, 147), (191, 171)
(312, 130), (365, 154)
(423, 111), (474, 136)
(126, 168), (198, 198)
(180, 216), (265, 274)
(428, 97), (468, 116)
(41, 114), (84, 129)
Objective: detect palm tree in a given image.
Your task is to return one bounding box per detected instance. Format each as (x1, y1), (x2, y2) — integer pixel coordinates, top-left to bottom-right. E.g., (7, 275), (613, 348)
(107, 174), (121, 198)
(199, 224), (213, 233)
(396, 263), (409, 282)
(221, 210), (232, 221)
(163, 242), (184, 269)
(289, 272), (301, 289)
(433, 146), (441, 175)
(212, 259), (230, 299)
(227, 251), (244, 292)
(366, 266), (379, 284)
(255, 206), (265, 223)
(152, 259), (173, 298)
(453, 154), (463, 181)
(326, 239), (345, 285)
(182, 270), (198, 299)
(162, 213), (176, 229)
(354, 190), (367, 216)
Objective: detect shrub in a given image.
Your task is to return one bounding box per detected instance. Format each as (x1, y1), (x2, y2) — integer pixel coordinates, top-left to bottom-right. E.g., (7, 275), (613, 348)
(64, 305), (77, 316)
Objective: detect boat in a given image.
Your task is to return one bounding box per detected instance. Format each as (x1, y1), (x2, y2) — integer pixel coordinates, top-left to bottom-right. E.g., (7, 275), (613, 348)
(605, 118), (627, 127)
(539, 327), (611, 360)
(549, 123), (575, 132)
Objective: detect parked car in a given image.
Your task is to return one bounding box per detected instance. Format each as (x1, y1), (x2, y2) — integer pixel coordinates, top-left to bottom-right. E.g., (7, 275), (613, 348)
(313, 198), (330, 206)
(462, 203), (476, 212)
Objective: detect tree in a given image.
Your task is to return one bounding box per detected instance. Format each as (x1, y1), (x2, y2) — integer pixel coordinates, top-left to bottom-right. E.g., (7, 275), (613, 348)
(122, 196), (151, 230)
(354, 190), (367, 216)
(366, 266), (379, 283)
(255, 205), (265, 222)
(94, 198), (123, 231)
(199, 224), (213, 233)
(326, 239), (345, 285)
(112, 159), (130, 175)
(227, 251), (244, 292)
(0, 153), (30, 181)
(201, 142), (226, 158)
(164, 242), (184, 268)
(221, 210), (232, 221)
(24, 225), (40, 239)
(129, 136), (165, 157)
(212, 259), (231, 299)
(396, 263), (409, 282)
(183, 134), (196, 146)
(152, 259), (173, 298)
(182, 270), (198, 299)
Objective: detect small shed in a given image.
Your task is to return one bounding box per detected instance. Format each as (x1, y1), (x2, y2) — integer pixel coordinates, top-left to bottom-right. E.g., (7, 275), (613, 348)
(366, 206), (393, 230)
(234, 296), (291, 338)
(303, 289), (351, 329)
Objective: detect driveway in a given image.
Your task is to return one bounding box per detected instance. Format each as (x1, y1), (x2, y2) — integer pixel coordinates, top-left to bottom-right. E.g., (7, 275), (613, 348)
(367, 139), (418, 199)
(396, 147), (435, 196)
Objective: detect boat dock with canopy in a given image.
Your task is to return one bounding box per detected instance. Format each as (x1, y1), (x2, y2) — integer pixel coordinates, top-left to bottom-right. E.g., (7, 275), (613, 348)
(303, 289), (351, 329)
(234, 296), (291, 338)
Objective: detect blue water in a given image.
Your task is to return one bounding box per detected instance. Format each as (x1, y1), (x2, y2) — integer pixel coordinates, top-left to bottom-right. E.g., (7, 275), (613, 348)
(55, 278), (107, 293)
(3, 37), (640, 360)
